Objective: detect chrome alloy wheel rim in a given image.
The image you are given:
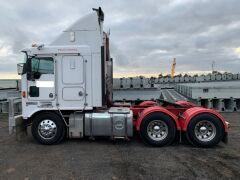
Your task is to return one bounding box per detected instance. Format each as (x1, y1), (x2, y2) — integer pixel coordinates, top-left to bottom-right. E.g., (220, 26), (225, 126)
(194, 120), (216, 142)
(38, 119), (57, 139)
(147, 120), (168, 141)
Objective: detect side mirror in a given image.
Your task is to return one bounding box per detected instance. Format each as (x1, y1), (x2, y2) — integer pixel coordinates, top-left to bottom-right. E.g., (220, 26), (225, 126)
(33, 72), (41, 79)
(17, 63), (24, 75)
(27, 71), (41, 81)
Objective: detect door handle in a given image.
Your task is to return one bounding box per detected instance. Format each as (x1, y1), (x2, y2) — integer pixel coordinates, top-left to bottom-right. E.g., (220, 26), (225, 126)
(78, 91), (83, 96)
(49, 93), (54, 98)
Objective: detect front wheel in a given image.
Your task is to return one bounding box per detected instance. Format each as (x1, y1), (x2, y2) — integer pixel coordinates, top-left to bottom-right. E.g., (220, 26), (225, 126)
(186, 113), (224, 147)
(31, 112), (66, 145)
(139, 112), (176, 147)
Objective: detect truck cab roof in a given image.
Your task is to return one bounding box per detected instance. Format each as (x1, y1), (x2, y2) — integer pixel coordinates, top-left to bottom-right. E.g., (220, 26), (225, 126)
(21, 45), (91, 56)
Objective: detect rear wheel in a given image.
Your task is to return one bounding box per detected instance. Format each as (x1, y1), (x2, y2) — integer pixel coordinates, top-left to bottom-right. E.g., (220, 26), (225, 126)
(186, 113), (224, 147)
(139, 112), (176, 147)
(32, 112), (66, 145)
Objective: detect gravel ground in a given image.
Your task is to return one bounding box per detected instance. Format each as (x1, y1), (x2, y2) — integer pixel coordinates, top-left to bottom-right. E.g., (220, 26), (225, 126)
(0, 112), (239, 180)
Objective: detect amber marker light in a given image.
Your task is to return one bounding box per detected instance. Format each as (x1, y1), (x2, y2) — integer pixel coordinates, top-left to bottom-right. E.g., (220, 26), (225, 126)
(22, 91), (26, 98)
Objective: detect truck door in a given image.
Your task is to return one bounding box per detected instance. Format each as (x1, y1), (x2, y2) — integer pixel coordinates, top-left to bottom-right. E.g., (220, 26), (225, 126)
(27, 57), (55, 101)
(60, 55), (86, 108)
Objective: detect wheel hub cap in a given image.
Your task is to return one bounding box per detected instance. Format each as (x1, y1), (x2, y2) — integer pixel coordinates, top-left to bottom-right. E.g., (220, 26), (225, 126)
(153, 125), (160, 131)
(147, 120), (168, 141)
(199, 126), (207, 133)
(38, 120), (57, 139)
(194, 120), (216, 142)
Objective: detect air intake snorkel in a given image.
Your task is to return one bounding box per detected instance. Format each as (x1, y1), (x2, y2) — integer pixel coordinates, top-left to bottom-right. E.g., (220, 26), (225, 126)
(92, 7), (104, 24)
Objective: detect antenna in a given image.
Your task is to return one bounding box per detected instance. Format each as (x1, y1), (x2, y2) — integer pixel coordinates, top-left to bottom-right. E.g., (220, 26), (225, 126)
(212, 61), (215, 73)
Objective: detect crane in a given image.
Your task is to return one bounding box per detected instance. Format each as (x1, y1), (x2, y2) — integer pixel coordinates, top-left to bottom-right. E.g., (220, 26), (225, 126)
(171, 58), (176, 78)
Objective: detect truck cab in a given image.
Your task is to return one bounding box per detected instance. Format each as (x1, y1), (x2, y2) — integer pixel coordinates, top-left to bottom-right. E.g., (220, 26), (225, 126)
(19, 8), (111, 119)
(21, 45), (96, 117)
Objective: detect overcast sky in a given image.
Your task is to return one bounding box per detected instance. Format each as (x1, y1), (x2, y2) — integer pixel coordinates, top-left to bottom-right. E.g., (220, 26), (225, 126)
(0, 0), (239, 78)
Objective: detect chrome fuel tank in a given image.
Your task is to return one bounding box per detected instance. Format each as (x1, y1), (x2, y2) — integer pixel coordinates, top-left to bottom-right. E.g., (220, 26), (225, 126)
(84, 107), (133, 138)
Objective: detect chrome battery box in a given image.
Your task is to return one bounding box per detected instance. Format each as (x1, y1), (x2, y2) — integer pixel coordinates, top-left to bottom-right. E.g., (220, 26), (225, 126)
(84, 107), (133, 138)
(69, 112), (84, 138)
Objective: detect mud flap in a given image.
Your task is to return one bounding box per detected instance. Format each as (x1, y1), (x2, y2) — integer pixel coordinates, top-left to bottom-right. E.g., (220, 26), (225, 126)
(14, 115), (28, 141)
(222, 133), (228, 144)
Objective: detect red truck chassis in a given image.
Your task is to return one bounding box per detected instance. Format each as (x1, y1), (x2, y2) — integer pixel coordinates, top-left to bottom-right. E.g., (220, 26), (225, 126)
(130, 100), (229, 147)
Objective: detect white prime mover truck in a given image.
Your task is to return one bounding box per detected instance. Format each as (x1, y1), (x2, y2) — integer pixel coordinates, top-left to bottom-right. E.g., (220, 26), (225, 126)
(17, 7), (229, 147)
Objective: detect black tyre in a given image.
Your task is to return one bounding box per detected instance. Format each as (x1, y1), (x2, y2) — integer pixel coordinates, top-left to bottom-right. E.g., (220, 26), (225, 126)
(139, 112), (176, 147)
(31, 112), (66, 145)
(186, 113), (224, 148)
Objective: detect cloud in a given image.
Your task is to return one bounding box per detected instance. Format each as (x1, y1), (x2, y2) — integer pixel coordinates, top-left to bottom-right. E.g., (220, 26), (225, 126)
(0, 0), (240, 78)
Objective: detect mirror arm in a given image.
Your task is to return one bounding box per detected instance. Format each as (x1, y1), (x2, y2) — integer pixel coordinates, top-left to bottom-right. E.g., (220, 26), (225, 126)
(22, 51), (28, 57)
(21, 51), (29, 75)
(26, 56), (33, 81)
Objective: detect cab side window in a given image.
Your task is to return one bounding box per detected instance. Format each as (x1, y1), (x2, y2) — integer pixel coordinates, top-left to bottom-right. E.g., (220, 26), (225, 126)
(31, 57), (54, 74)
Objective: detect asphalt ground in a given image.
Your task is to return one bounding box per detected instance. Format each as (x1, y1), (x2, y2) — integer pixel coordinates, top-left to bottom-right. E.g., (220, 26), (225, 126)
(0, 112), (239, 180)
